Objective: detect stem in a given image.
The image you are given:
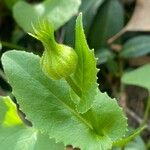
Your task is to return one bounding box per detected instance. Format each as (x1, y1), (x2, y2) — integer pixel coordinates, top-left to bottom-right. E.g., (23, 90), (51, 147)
(141, 93), (150, 125)
(65, 76), (82, 97)
(1, 41), (25, 50)
(113, 125), (147, 147)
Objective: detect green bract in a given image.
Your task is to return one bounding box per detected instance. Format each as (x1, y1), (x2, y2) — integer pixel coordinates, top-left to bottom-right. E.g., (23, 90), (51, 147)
(29, 21), (78, 80)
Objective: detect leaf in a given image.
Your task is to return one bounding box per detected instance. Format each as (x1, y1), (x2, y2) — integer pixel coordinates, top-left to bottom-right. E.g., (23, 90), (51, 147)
(0, 42), (2, 51)
(88, 0), (124, 49)
(2, 50), (127, 149)
(123, 136), (146, 150)
(122, 64), (150, 91)
(13, 0), (81, 33)
(0, 97), (64, 150)
(80, 0), (105, 33)
(106, 59), (119, 76)
(120, 36), (150, 58)
(0, 97), (22, 126)
(113, 127), (146, 150)
(64, 0), (105, 46)
(113, 125), (146, 147)
(73, 14), (98, 113)
(0, 97), (7, 123)
(4, 0), (24, 9)
(114, 136), (146, 150)
(95, 48), (115, 65)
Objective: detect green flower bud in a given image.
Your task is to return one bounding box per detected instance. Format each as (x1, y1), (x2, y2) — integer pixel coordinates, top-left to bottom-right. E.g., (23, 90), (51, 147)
(29, 20), (78, 80)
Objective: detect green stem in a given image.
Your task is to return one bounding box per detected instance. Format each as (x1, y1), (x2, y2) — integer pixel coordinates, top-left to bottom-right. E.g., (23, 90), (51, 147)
(141, 93), (150, 125)
(65, 76), (82, 97)
(113, 125), (147, 147)
(1, 41), (25, 50)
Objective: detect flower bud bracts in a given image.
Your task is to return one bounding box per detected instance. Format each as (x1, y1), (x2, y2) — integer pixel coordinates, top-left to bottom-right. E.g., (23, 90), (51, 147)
(29, 20), (78, 80)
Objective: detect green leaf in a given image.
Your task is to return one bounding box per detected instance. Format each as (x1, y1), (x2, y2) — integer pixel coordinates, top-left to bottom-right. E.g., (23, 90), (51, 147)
(95, 48), (115, 65)
(0, 97), (64, 150)
(13, 0), (81, 33)
(2, 50), (127, 149)
(73, 14), (98, 113)
(113, 127), (146, 150)
(4, 0), (24, 9)
(0, 42), (2, 51)
(120, 36), (150, 58)
(88, 0), (124, 49)
(113, 125), (146, 147)
(0, 97), (7, 123)
(0, 97), (22, 126)
(80, 0), (105, 33)
(106, 59), (119, 76)
(64, 0), (105, 46)
(114, 136), (146, 150)
(122, 64), (150, 91)
(124, 136), (146, 150)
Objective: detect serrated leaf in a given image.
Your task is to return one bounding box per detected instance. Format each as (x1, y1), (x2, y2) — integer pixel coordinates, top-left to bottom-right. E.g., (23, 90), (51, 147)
(13, 0), (81, 33)
(2, 50), (127, 149)
(120, 36), (150, 58)
(88, 0), (124, 49)
(72, 14), (98, 113)
(122, 64), (150, 91)
(0, 97), (64, 150)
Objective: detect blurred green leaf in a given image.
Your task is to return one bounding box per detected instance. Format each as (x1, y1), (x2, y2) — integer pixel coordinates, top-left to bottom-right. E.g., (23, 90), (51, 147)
(80, 0), (105, 33)
(113, 126), (146, 150)
(122, 64), (150, 90)
(114, 136), (146, 150)
(120, 36), (150, 58)
(64, 0), (105, 46)
(13, 0), (81, 33)
(0, 97), (7, 123)
(88, 0), (124, 49)
(0, 43), (1, 49)
(0, 97), (64, 150)
(106, 59), (119, 76)
(4, 0), (24, 9)
(95, 48), (115, 64)
(124, 136), (146, 150)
